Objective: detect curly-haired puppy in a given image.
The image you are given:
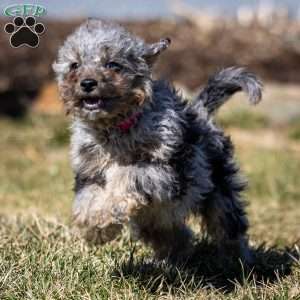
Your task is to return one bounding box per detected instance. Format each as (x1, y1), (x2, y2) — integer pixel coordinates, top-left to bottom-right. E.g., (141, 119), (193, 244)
(53, 20), (262, 263)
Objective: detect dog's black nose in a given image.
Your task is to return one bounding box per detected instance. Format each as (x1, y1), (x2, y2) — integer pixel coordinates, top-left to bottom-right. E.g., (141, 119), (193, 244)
(80, 79), (97, 93)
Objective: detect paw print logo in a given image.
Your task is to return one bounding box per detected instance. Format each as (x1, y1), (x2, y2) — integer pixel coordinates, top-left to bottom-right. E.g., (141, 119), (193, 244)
(4, 16), (45, 48)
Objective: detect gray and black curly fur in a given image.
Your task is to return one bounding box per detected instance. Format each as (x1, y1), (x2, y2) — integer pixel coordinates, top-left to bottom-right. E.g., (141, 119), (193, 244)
(53, 19), (263, 263)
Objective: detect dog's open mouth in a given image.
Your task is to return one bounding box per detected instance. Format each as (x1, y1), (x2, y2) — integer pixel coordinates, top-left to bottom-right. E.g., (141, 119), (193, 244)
(81, 97), (104, 111)
(81, 96), (122, 112)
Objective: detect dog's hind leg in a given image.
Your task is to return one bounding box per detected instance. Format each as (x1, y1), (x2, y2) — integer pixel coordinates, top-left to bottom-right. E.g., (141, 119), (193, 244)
(199, 135), (254, 265)
(131, 205), (194, 263)
(201, 190), (253, 264)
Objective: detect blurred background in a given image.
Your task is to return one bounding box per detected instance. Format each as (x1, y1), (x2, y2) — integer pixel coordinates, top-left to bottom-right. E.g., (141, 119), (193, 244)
(0, 0), (299, 231)
(1, 2), (300, 297)
(1, 0), (300, 117)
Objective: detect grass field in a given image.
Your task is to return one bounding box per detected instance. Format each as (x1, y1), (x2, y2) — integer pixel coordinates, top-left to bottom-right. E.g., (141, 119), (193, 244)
(0, 84), (300, 299)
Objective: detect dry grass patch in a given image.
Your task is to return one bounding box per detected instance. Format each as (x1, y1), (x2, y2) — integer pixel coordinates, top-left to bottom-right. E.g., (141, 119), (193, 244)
(0, 108), (299, 299)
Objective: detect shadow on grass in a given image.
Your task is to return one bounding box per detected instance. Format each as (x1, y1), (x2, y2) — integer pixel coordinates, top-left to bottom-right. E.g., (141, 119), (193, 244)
(113, 239), (299, 294)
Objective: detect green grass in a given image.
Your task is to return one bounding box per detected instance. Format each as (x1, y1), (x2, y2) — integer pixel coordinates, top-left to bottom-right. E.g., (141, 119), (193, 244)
(1, 216), (299, 299)
(0, 114), (72, 216)
(242, 149), (300, 203)
(288, 118), (300, 141)
(217, 109), (270, 130)
(0, 112), (300, 299)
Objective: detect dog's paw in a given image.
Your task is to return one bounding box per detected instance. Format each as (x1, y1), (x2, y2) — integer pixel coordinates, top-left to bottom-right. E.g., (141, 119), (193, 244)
(111, 198), (140, 222)
(74, 195), (142, 244)
(86, 203), (126, 244)
(85, 223), (123, 245)
(92, 196), (140, 226)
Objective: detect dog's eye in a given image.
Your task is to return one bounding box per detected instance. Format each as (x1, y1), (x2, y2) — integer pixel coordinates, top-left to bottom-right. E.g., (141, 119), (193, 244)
(105, 61), (123, 72)
(70, 62), (79, 70)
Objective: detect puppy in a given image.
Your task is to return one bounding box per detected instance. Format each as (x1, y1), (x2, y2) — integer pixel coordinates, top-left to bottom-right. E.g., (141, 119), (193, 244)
(53, 20), (262, 262)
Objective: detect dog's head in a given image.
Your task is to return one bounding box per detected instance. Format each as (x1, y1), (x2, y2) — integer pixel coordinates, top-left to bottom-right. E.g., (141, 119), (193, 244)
(53, 19), (170, 124)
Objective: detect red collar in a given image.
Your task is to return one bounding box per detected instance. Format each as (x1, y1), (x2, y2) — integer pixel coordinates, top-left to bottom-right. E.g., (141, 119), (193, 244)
(116, 112), (142, 133)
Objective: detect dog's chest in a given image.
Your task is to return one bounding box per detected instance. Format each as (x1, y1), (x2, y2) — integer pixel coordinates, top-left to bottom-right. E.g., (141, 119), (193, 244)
(71, 131), (144, 178)
(71, 139), (112, 177)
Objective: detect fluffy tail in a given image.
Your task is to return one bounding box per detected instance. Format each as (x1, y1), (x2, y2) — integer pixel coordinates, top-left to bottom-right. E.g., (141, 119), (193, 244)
(194, 67), (263, 115)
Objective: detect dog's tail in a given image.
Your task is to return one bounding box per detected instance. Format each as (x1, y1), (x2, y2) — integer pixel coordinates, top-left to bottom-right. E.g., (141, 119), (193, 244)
(194, 67), (263, 115)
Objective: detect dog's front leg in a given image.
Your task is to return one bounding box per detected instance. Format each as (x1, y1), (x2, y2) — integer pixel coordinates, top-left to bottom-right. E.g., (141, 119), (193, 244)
(72, 166), (146, 244)
(100, 165), (147, 224)
(100, 163), (179, 223)
(72, 181), (123, 245)
(73, 163), (178, 244)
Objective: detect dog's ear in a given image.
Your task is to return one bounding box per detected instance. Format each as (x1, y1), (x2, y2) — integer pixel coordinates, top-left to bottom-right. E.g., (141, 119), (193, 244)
(142, 37), (171, 66)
